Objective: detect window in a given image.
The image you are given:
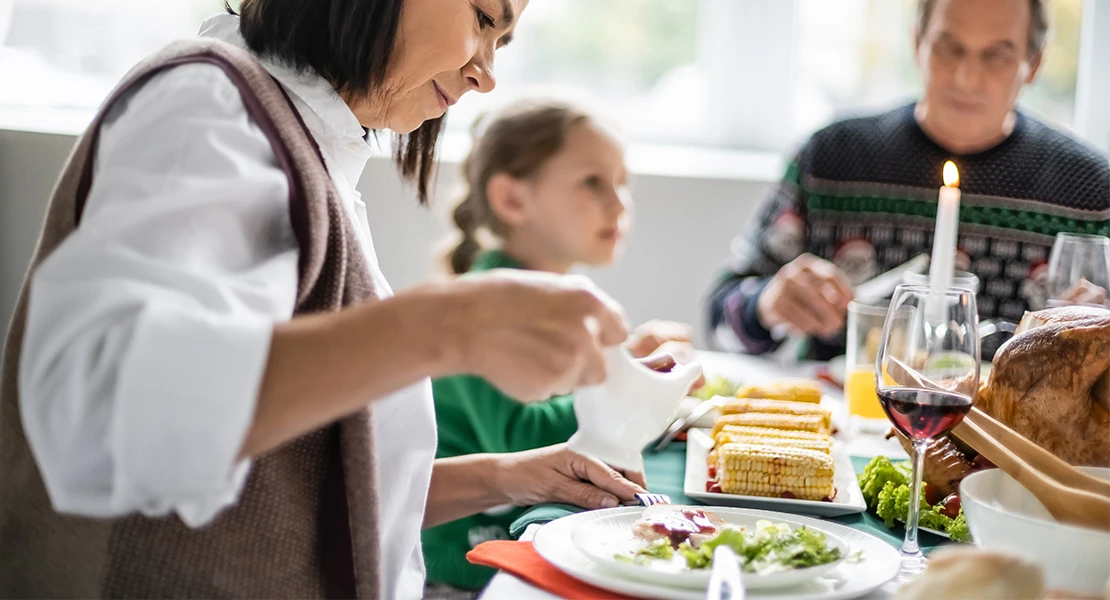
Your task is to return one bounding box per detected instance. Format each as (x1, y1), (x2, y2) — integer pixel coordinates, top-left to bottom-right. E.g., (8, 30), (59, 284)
(0, 0), (225, 110)
(792, 0), (1085, 141)
(455, 0), (1089, 151)
(0, 0), (1100, 154)
(446, 0), (703, 146)
(1025, 0), (1085, 126)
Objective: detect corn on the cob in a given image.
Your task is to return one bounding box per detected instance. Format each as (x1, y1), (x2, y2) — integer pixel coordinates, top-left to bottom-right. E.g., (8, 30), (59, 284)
(715, 443), (834, 500)
(714, 429), (833, 454)
(712, 424), (828, 442)
(735, 380), (822, 404)
(711, 412), (829, 437)
(718, 398), (831, 430)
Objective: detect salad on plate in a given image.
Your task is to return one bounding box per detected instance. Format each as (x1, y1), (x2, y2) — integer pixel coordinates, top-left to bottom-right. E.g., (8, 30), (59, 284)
(614, 505), (843, 575)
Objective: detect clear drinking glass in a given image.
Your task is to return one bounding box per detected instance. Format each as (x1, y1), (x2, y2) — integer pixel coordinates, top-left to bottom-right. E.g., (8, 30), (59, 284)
(1046, 233), (1110, 305)
(902, 270), (980, 295)
(844, 300), (888, 422)
(875, 284), (980, 583)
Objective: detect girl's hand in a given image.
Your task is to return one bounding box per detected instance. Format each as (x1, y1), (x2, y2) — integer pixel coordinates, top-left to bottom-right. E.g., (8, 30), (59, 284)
(640, 342), (706, 394)
(443, 270), (629, 402)
(625, 319), (695, 358)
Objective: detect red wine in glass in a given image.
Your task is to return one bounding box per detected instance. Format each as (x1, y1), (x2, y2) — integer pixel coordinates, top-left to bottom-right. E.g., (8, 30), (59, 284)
(878, 388), (973, 440)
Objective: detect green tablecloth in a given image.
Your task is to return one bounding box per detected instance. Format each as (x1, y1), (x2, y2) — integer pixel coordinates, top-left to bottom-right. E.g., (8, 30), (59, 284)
(510, 445), (949, 553)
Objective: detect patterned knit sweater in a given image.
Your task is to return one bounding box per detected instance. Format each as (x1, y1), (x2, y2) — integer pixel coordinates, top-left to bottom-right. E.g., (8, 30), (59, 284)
(708, 103), (1110, 360)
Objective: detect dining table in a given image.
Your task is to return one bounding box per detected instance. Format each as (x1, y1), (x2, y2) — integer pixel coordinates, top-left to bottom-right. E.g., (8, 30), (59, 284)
(478, 351), (956, 600)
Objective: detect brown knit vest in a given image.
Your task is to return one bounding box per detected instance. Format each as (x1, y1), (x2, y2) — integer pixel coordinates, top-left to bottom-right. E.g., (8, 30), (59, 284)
(0, 39), (381, 599)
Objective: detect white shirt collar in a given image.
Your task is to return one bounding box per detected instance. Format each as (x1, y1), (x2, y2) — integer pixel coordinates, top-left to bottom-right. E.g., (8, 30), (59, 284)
(197, 13), (373, 188)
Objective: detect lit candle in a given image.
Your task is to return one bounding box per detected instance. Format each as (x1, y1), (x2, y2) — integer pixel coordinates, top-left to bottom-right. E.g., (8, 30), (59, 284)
(929, 161), (961, 291)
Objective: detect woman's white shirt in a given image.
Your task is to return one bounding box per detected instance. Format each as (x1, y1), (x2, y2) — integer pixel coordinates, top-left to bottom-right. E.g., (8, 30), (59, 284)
(18, 14), (436, 599)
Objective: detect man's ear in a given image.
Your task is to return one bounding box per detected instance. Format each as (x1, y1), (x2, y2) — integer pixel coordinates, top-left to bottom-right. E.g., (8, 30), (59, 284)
(486, 172), (528, 227)
(1024, 52), (1043, 84)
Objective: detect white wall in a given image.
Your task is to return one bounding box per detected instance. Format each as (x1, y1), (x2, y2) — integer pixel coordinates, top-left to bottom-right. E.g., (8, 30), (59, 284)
(0, 129), (770, 346)
(0, 129), (77, 336)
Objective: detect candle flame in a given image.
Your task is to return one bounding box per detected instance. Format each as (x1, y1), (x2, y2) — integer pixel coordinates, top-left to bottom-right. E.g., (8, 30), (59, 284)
(943, 161), (960, 188)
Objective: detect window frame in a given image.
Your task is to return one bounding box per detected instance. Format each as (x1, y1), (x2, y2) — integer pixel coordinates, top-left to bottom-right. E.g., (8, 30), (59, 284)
(697, 0), (799, 152)
(1075, 0), (1109, 153)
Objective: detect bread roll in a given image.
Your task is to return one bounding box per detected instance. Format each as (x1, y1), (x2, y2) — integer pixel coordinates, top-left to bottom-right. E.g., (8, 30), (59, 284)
(895, 547), (1045, 600)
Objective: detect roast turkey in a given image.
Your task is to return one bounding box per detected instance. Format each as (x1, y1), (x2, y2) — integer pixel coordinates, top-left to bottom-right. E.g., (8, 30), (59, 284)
(976, 306), (1110, 467)
(892, 306), (1110, 494)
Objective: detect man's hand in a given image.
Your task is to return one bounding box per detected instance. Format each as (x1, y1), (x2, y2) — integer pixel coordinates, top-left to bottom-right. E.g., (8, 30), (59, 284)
(495, 444), (647, 509)
(757, 254), (854, 337)
(1057, 278), (1109, 306)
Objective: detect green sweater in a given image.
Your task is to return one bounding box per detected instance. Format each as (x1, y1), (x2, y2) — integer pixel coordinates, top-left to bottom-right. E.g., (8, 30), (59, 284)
(422, 250), (579, 590)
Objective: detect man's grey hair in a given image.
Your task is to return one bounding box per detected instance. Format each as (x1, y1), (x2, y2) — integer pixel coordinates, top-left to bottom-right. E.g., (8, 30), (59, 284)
(918, 0), (1049, 57)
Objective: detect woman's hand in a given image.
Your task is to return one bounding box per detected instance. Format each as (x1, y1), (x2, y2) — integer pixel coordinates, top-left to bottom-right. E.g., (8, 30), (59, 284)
(495, 444), (647, 509)
(244, 271), (625, 460)
(443, 271), (630, 402)
(625, 320), (694, 358)
(423, 445), (646, 529)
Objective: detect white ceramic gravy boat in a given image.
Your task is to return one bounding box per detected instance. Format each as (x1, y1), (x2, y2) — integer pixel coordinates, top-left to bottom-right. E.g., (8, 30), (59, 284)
(567, 347), (703, 472)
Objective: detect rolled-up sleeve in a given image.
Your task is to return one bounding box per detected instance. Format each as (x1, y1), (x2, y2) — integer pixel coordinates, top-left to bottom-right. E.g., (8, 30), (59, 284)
(19, 63), (297, 527)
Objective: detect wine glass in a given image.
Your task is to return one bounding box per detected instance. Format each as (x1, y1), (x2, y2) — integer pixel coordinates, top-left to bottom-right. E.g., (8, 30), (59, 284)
(875, 284), (980, 583)
(1046, 233), (1110, 306)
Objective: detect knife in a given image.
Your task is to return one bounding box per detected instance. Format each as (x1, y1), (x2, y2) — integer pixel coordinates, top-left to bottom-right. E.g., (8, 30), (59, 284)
(647, 397), (722, 453)
(707, 545), (744, 600)
(852, 254), (930, 304)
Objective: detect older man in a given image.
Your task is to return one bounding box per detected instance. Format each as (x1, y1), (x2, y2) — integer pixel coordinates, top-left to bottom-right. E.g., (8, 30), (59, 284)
(708, 0), (1110, 360)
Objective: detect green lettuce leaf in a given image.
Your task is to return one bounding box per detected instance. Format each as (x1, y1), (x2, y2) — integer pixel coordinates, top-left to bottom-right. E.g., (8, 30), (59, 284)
(858, 456), (910, 509)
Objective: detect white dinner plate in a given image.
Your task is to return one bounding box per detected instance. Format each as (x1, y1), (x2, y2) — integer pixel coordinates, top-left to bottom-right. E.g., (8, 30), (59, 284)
(684, 429), (868, 517)
(569, 507), (848, 590)
(534, 506), (901, 600)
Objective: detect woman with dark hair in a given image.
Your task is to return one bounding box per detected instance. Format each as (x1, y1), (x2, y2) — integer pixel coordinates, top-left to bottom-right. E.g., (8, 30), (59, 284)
(0, 1), (653, 598)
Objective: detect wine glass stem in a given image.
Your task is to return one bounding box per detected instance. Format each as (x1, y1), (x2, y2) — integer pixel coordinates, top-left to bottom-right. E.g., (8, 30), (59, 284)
(903, 438), (929, 556)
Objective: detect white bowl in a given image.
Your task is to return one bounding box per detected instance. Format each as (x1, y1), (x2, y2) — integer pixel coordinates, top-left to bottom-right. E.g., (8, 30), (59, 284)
(960, 467), (1110, 596)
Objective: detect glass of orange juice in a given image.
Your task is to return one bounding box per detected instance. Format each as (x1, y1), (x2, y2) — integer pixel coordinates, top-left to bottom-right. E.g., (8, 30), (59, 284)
(844, 300), (889, 420)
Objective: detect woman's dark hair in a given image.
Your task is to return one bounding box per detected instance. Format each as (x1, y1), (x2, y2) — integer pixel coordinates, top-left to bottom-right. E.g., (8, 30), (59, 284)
(226, 0), (442, 204)
(445, 100), (593, 274)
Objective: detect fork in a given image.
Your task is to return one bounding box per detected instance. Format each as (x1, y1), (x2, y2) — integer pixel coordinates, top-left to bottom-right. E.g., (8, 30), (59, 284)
(635, 492), (672, 506)
(648, 398), (722, 454)
(648, 383), (740, 454)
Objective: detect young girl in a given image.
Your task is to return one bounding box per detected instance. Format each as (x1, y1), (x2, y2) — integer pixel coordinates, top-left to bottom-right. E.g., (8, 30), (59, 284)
(421, 100), (695, 591)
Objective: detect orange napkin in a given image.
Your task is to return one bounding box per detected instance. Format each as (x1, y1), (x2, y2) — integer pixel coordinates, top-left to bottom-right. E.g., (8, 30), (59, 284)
(467, 540), (637, 600)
